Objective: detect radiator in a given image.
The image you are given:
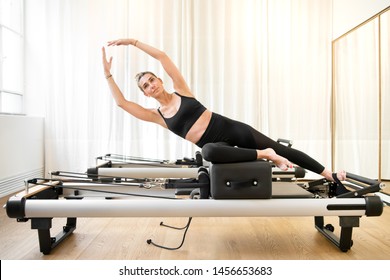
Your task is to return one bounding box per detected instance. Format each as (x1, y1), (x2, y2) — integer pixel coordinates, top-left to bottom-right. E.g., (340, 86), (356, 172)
(0, 115), (44, 197)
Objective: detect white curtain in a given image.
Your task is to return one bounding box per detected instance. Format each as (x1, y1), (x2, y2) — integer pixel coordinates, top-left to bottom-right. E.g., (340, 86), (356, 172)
(266, 0), (332, 174)
(25, 0), (332, 176)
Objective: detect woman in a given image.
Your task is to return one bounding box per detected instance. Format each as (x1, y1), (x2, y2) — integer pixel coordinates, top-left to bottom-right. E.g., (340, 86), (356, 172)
(102, 38), (345, 182)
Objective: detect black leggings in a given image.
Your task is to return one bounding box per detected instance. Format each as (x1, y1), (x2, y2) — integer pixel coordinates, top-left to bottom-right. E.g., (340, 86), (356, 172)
(196, 113), (325, 174)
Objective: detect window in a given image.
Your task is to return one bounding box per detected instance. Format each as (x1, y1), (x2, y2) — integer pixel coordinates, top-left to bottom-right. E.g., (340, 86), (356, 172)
(0, 0), (24, 114)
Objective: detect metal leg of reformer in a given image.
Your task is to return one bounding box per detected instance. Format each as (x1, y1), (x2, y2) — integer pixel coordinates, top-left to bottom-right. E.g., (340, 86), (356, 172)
(314, 216), (359, 252)
(31, 217), (77, 255)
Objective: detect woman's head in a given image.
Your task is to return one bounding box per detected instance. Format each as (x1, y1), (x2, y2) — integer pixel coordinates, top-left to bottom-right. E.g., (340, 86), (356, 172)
(135, 71), (158, 93)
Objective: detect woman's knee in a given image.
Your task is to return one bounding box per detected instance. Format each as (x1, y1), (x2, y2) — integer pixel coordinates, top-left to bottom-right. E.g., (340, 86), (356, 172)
(202, 143), (217, 161)
(201, 142), (227, 162)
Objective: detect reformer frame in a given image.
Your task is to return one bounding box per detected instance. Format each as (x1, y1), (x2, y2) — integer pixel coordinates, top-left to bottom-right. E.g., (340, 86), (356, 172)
(6, 163), (384, 255)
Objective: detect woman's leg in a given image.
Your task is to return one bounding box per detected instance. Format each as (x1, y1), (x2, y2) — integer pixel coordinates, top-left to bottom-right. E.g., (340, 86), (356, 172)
(256, 147), (346, 181)
(248, 129), (346, 181)
(199, 114), (345, 181)
(202, 142), (258, 163)
(255, 136), (325, 173)
(202, 142), (303, 171)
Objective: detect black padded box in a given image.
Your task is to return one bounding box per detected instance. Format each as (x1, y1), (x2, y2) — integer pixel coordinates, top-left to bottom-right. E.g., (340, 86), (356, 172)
(210, 161), (272, 199)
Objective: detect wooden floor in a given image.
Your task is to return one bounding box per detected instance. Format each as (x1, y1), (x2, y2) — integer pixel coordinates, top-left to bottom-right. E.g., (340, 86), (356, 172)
(1, 191), (389, 260)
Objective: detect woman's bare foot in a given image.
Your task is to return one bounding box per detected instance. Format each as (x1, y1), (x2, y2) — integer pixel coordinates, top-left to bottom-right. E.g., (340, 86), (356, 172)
(321, 169), (347, 182)
(257, 148), (293, 171)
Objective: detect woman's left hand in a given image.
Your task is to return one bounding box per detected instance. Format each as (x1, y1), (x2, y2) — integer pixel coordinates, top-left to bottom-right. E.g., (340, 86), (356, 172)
(107, 39), (135, 46)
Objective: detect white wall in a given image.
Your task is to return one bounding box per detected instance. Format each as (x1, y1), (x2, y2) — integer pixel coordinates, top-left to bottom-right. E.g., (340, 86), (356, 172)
(0, 115), (44, 197)
(333, 0), (390, 39)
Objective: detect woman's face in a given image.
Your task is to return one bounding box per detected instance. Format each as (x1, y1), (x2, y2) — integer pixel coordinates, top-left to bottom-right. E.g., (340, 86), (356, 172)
(138, 73), (163, 97)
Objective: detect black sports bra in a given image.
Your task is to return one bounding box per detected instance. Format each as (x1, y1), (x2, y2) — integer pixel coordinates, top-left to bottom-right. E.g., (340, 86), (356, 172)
(158, 92), (207, 138)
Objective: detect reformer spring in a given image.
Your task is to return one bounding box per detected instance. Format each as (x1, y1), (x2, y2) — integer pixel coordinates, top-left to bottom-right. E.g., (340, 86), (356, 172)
(26, 174), (176, 200)
(100, 153), (170, 165)
(50, 170), (168, 188)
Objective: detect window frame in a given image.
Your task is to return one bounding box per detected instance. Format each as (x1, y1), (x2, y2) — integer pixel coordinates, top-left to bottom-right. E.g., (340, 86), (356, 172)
(0, 0), (24, 115)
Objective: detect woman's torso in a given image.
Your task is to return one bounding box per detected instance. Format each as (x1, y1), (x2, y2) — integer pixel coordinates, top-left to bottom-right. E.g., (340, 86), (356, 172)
(158, 92), (212, 143)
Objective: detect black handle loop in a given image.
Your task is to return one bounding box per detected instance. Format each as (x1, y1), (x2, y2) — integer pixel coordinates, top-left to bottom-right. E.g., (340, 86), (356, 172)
(226, 179), (258, 189)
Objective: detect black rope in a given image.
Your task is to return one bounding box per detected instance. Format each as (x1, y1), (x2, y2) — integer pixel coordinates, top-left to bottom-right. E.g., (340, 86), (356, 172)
(159, 220), (190, 230)
(147, 217), (193, 250)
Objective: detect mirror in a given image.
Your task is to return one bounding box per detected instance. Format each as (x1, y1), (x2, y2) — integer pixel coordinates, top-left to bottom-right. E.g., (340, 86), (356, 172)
(333, 8), (389, 180)
(381, 10), (390, 179)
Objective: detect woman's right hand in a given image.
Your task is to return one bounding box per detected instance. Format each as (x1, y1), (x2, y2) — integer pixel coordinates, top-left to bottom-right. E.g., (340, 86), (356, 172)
(107, 39), (136, 46)
(101, 47), (113, 76)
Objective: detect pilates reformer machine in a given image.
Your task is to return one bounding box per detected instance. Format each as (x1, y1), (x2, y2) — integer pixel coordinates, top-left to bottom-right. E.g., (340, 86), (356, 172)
(5, 149), (385, 255)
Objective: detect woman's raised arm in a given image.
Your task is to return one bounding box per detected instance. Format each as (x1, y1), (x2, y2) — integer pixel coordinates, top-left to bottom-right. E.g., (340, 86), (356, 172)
(101, 47), (166, 127)
(107, 39), (192, 96)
